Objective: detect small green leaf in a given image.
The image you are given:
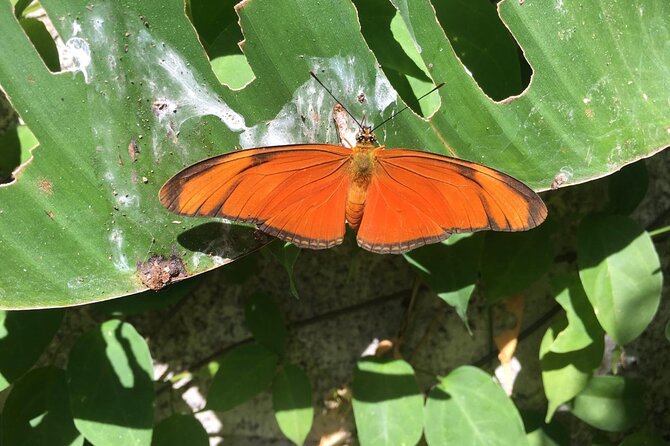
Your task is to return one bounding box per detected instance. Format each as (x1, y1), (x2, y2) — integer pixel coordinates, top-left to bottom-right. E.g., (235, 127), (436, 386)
(550, 274), (603, 353)
(404, 233), (483, 329)
(152, 415), (208, 446)
(272, 365), (314, 445)
(0, 367), (83, 446)
(352, 357), (423, 446)
(578, 215), (662, 345)
(618, 430), (667, 446)
(540, 318), (603, 421)
(570, 375), (646, 432)
(207, 343), (278, 412)
(0, 308), (63, 391)
(606, 160), (648, 215)
(521, 410), (570, 446)
(481, 223), (554, 301)
(67, 320), (154, 446)
(424, 366), (529, 446)
(245, 292), (287, 357)
(265, 241), (301, 299)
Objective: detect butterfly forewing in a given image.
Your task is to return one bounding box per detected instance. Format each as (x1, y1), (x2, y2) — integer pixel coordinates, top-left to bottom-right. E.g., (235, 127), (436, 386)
(159, 144), (352, 249)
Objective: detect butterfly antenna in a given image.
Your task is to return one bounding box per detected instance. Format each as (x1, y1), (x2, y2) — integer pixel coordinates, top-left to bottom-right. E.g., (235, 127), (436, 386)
(310, 71), (364, 130)
(371, 82), (445, 132)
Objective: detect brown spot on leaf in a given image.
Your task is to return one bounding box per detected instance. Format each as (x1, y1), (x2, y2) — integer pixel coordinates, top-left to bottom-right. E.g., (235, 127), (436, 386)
(38, 179), (53, 194)
(45, 210), (54, 220)
(357, 92), (366, 103)
(128, 137), (139, 162)
(137, 254), (187, 290)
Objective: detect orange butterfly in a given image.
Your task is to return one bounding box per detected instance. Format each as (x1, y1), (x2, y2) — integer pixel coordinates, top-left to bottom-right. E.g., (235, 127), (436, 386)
(160, 81), (547, 254)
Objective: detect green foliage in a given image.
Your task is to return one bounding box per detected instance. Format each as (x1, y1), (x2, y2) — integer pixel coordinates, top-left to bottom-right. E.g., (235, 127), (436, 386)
(0, 0), (667, 444)
(0, 367), (83, 446)
(404, 233), (483, 328)
(0, 308), (62, 391)
(245, 292), (288, 356)
(67, 320), (154, 446)
(265, 241), (302, 299)
(272, 365), (314, 445)
(569, 376), (647, 432)
(424, 366), (528, 446)
(151, 415), (209, 446)
(352, 357), (423, 446)
(0, 0), (668, 308)
(480, 222), (555, 301)
(207, 343), (278, 412)
(577, 215), (662, 345)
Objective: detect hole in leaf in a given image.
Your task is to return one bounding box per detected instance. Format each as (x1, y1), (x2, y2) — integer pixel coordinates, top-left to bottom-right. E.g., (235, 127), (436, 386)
(353, 0), (441, 118)
(433, 0), (531, 101)
(188, 0), (255, 90)
(0, 93), (22, 185)
(14, 2), (61, 73)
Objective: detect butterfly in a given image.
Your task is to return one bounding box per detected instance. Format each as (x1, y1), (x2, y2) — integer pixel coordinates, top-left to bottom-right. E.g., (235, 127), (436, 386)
(160, 126), (547, 255)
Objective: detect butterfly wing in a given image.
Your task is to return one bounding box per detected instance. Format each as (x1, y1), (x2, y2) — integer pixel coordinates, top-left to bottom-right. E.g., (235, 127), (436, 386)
(160, 144), (352, 249)
(357, 149), (547, 254)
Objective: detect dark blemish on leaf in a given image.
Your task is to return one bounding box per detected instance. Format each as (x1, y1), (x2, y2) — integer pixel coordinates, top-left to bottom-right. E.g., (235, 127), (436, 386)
(137, 253), (187, 290)
(139, 15), (150, 28)
(45, 210), (54, 220)
(38, 179), (53, 194)
(357, 93), (366, 103)
(152, 98), (175, 119)
(128, 137), (139, 162)
(123, 44), (129, 53)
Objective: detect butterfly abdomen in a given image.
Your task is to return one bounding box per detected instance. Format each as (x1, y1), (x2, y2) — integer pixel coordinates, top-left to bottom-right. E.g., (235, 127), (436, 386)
(346, 144), (379, 229)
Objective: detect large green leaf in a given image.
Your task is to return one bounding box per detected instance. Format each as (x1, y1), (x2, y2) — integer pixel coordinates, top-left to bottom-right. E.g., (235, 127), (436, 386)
(0, 0), (668, 308)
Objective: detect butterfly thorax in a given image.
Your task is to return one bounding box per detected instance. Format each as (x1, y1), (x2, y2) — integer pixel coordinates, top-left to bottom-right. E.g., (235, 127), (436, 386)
(346, 137), (381, 230)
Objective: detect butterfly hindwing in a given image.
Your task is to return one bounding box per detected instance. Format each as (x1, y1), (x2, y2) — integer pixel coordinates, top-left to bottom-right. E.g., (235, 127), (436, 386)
(160, 144), (352, 249)
(357, 149), (547, 254)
